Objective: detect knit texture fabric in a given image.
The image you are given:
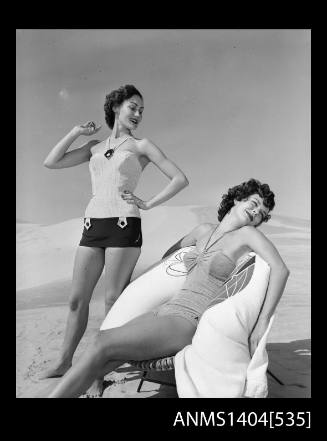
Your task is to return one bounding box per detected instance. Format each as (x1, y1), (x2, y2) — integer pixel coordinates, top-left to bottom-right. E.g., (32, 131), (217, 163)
(85, 142), (142, 218)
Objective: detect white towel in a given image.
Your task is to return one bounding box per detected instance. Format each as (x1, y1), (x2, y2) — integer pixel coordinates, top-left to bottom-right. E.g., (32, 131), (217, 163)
(174, 254), (274, 398)
(244, 317), (274, 397)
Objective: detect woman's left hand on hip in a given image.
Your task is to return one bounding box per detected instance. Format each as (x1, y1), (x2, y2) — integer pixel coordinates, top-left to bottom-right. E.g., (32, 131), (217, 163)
(121, 191), (149, 210)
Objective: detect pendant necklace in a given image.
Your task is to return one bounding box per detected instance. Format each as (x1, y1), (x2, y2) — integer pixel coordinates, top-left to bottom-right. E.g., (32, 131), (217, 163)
(104, 135), (131, 159)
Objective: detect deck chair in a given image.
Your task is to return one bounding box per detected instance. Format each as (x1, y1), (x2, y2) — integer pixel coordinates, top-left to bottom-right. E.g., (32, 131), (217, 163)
(128, 249), (285, 395)
(130, 356), (284, 393)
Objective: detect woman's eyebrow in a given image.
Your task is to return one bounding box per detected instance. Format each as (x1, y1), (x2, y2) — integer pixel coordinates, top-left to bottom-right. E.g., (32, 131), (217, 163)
(250, 197), (260, 205)
(129, 101), (144, 109)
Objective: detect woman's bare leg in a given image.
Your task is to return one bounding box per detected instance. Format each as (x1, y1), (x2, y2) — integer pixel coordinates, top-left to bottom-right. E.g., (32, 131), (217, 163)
(40, 246), (105, 378)
(87, 246), (141, 397)
(48, 312), (196, 398)
(103, 247), (141, 311)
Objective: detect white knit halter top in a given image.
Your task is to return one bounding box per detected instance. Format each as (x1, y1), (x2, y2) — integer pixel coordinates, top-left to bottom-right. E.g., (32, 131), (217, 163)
(84, 137), (142, 218)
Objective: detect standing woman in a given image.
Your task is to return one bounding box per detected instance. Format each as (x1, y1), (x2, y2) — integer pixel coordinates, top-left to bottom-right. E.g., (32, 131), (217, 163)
(41, 84), (189, 396)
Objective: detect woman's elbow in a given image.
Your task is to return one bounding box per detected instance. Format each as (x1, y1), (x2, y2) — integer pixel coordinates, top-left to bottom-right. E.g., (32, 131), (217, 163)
(177, 174), (189, 188)
(270, 261), (290, 278)
(43, 158), (58, 169)
(278, 264), (290, 278)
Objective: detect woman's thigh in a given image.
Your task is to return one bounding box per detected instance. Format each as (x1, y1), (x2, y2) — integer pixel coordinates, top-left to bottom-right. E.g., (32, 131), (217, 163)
(70, 246), (105, 303)
(98, 312), (196, 361)
(104, 247), (141, 298)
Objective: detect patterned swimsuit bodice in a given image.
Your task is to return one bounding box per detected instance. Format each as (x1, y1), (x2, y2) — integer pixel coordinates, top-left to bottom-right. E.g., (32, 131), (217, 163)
(161, 238), (237, 317)
(181, 246), (236, 296)
(84, 138), (142, 218)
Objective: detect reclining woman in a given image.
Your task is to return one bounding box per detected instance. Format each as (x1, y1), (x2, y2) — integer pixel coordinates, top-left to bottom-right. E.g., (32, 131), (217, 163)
(47, 178), (290, 398)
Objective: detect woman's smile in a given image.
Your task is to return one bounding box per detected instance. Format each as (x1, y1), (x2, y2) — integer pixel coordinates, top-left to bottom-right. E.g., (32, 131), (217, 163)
(129, 117), (139, 126)
(245, 209), (254, 222)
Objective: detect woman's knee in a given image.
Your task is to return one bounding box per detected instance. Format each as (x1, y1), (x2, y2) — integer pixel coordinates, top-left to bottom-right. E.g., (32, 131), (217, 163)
(79, 332), (110, 373)
(94, 329), (127, 360)
(86, 331), (117, 365)
(104, 289), (123, 309)
(69, 294), (90, 312)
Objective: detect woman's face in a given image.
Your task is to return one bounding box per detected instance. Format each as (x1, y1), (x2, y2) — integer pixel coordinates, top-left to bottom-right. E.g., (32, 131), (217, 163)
(116, 95), (144, 131)
(233, 193), (270, 227)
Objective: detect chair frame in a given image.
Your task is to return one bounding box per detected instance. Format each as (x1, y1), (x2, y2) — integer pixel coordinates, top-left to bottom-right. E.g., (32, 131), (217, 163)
(129, 356), (176, 392)
(130, 356), (284, 393)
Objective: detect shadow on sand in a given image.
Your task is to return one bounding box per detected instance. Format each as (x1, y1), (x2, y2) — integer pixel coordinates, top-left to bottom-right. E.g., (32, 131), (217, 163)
(119, 339), (311, 399)
(267, 339), (311, 398)
(37, 339), (310, 398)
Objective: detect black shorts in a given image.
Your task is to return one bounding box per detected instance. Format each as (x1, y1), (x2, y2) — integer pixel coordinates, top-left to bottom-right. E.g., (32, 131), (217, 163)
(79, 217), (142, 249)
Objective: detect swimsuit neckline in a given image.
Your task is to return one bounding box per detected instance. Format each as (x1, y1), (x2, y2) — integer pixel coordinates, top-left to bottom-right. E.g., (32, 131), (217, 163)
(187, 246), (236, 267)
(91, 145), (143, 172)
(112, 149), (143, 172)
(201, 225), (225, 253)
(106, 135), (134, 150)
(197, 226), (237, 265)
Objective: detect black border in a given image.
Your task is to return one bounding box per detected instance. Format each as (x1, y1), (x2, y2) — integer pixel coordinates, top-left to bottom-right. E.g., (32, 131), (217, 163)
(15, 21), (313, 435)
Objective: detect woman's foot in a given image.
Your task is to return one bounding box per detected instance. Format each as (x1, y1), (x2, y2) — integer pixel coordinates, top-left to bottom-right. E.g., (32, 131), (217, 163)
(81, 378), (105, 398)
(39, 361), (72, 379)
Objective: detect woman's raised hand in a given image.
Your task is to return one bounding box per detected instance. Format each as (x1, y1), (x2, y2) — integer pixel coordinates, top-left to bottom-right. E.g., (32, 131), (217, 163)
(76, 121), (102, 136)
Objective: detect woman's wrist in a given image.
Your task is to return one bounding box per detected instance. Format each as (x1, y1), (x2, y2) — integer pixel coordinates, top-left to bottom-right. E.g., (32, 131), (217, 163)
(71, 126), (82, 137)
(257, 312), (272, 322)
(144, 200), (154, 210)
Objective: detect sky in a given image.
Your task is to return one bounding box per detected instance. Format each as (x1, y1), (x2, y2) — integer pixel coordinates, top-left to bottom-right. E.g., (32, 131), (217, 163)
(16, 29), (311, 224)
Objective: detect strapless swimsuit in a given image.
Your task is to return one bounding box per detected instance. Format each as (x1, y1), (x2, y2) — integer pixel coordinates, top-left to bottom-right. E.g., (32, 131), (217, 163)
(153, 230), (236, 327)
(79, 136), (143, 248)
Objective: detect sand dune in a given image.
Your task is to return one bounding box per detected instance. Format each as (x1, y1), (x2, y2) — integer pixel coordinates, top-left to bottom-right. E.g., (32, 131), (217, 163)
(16, 206), (311, 398)
(16, 206), (310, 291)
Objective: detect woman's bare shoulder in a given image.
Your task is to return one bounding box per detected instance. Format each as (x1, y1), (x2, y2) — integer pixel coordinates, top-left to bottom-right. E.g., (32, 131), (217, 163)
(239, 225), (266, 239)
(133, 136), (152, 144)
(133, 137), (150, 148)
(193, 223), (216, 239)
(133, 138), (165, 157)
(180, 223), (215, 248)
(236, 225), (269, 249)
(89, 138), (105, 153)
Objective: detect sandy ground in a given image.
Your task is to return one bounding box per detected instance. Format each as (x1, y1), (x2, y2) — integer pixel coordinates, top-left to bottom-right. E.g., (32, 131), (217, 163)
(16, 206), (311, 398)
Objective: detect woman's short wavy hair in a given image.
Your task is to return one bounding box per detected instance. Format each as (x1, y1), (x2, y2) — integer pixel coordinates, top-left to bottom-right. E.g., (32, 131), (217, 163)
(217, 178), (275, 223)
(104, 85), (143, 129)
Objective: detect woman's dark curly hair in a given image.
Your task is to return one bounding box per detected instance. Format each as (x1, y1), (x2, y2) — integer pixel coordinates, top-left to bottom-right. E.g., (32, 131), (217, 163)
(217, 178), (275, 223)
(104, 85), (143, 129)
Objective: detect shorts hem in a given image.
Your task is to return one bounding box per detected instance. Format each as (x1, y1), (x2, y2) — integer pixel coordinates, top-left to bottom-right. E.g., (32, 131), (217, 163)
(79, 243), (142, 249)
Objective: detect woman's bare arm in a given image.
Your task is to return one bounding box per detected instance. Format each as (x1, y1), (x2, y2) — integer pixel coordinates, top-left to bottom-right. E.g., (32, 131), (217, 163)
(44, 123), (101, 169)
(122, 138), (189, 210)
(161, 235), (192, 259)
(241, 226), (290, 321)
(162, 223), (213, 259)
(240, 226), (290, 355)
